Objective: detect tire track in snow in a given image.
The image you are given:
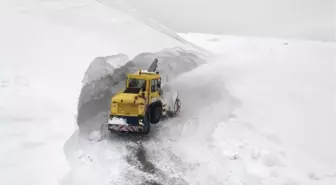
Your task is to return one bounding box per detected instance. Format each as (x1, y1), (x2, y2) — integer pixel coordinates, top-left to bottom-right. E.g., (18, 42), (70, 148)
(123, 138), (188, 185)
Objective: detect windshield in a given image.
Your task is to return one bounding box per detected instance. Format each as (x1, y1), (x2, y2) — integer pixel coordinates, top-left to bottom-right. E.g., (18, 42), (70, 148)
(128, 78), (146, 89)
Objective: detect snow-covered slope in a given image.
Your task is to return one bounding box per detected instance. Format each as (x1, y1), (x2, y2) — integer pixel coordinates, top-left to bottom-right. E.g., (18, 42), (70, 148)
(110, 0), (336, 42)
(96, 0), (213, 55)
(0, 1), (203, 185)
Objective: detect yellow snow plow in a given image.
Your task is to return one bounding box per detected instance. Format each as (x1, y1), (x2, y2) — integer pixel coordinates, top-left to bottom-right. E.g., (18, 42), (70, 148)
(107, 59), (181, 134)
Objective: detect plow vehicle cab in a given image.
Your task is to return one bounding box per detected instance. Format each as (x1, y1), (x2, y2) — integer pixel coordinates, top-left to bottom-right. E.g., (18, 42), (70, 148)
(108, 59), (181, 134)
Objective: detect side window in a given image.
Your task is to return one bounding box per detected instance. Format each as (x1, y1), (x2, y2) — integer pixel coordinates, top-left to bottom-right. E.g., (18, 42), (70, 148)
(151, 79), (159, 92)
(157, 78), (161, 89)
(151, 80), (155, 92)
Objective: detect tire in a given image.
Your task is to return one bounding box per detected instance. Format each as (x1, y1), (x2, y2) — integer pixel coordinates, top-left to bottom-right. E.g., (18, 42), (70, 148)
(151, 106), (162, 124)
(143, 111), (151, 134)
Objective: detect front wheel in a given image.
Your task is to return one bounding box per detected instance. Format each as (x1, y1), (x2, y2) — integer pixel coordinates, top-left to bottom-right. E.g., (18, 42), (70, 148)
(151, 106), (162, 124)
(143, 111), (151, 134)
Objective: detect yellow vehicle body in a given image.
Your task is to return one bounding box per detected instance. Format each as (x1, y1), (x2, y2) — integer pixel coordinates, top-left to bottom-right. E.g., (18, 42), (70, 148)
(110, 70), (161, 117)
(108, 69), (165, 133)
(107, 59), (181, 134)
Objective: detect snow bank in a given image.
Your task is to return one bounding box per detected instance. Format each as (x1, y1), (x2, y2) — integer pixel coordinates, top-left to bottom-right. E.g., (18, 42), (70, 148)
(82, 54), (130, 85)
(158, 33), (335, 185)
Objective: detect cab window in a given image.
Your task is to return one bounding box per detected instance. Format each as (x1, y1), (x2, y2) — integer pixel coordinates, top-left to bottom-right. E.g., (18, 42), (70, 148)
(151, 79), (159, 92)
(157, 78), (161, 89)
(129, 78), (146, 90)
